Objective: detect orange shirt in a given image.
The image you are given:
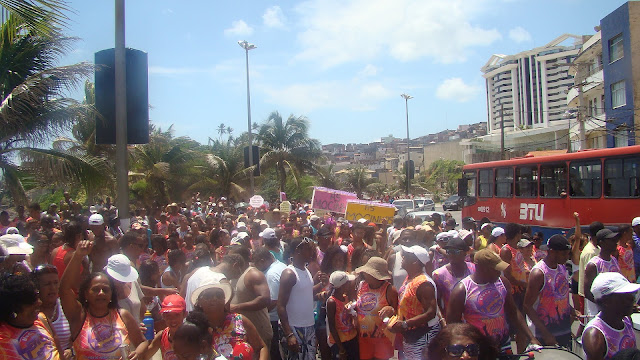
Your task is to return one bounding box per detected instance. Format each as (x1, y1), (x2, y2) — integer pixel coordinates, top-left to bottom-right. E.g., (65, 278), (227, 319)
(0, 320), (60, 360)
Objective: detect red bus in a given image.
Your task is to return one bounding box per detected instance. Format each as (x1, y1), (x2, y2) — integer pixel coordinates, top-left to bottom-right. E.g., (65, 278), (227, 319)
(460, 145), (640, 238)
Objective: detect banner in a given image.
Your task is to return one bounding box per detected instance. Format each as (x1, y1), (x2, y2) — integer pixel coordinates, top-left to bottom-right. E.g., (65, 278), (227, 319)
(279, 201), (292, 213)
(345, 199), (396, 224)
(311, 187), (358, 214)
(249, 195), (264, 208)
(280, 192), (287, 201)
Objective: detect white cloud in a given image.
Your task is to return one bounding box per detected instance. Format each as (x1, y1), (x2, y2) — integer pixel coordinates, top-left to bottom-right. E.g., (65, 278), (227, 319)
(509, 26), (532, 43)
(294, 0), (501, 68)
(358, 64), (379, 77)
(224, 20), (254, 37)
(263, 6), (286, 28)
(436, 78), (481, 102)
(260, 80), (393, 112)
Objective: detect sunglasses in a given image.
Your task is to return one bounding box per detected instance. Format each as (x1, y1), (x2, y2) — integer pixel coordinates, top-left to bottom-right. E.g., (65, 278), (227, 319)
(446, 344), (480, 357)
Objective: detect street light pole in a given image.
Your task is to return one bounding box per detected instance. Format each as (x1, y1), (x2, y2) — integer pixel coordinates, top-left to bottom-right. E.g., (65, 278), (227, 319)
(401, 93), (413, 196)
(114, 0), (128, 225)
(238, 40), (256, 196)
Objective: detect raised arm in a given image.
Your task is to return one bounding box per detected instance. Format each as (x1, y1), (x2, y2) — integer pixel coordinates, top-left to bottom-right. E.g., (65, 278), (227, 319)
(60, 240), (92, 337)
(571, 212), (582, 265)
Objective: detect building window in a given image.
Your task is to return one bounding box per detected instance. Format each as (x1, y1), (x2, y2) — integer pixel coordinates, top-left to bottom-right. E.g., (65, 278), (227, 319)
(569, 161), (601, 198)
(601, 94), (605, 114)
(615, 127), (629, 147)
(609, 34), (624, 63)
(588, 99), (594, 116)
(611, 81), (626, 108)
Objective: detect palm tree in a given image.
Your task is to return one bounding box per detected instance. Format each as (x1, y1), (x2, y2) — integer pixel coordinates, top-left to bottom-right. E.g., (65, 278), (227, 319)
(216, 123), (226, 139)
(189, 138), (249, 201)
(315, 164), (339, 189)
(343, 166), (377, 199)
(0, 11), (94, 204)
(256, 111), (323, 192)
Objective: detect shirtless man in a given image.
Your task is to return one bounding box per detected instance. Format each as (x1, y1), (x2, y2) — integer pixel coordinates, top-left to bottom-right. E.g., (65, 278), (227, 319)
(87, 213), (119, 272)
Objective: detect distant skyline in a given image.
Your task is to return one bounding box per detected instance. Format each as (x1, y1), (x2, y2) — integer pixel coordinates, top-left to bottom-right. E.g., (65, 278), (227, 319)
(60, 0), (628, 145)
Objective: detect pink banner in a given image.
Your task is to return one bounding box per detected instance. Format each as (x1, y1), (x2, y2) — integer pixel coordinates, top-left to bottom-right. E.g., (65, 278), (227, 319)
(311, 187), (358, 214)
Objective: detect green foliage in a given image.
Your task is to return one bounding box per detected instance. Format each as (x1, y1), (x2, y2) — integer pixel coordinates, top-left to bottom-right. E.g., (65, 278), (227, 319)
(420, 159), (465, 196)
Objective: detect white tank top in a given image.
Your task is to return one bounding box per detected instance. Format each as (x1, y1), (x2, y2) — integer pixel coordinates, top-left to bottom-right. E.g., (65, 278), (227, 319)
(185, 267), (226, 311)
(392, 247), (407, 291)
(52, 298), (71, 350)
(286, 264), (315, 327)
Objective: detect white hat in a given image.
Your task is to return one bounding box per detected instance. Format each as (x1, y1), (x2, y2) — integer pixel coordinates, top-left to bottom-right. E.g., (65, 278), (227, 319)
(0, 234), (33, 255)
(89, 205), (97, 214)
(492, 227), (505, 237)
(236, 222), (247, 231)
(329, 271), (355, 288)
(401, 245), (430, 265)
(191, 279), (232, 307)
(237, 232), (250, 239)
(357, 218), (368, 224)
(309, 215), (320, 221)
(104, 254), (139, 283)
(5, 227), (19, 235)
(88, 214), (104, 226)
(259, 228), (277, 239)
(436, 232), (450, 243)
(458, 229), (473, 241)
(632, 217), (640, 227)
(481, 223), (493, 230)
(447, 230), (460, 240)
(591, 272), (640, 301)
(260, 220), (269, 226)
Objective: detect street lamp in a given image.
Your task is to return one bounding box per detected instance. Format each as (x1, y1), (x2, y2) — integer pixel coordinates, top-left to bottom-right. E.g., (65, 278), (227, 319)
(238, 40), (256, 196)
(401, 93), (413, 196)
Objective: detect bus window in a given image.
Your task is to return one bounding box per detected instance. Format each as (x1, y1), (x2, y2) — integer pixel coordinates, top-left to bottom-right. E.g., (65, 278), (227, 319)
(479, 169), (493, 197)
(604, 157), (640, 197)
(495, 167), (514, 198)
(515, 166), (538, 198)
(569, 161), (601, 198)
(540, 164), (567, 198)
(463, 171), (477, 197)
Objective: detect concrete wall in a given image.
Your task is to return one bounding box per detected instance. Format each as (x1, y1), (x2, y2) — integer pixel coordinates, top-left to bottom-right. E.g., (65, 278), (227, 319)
(423, 141), (465, 168)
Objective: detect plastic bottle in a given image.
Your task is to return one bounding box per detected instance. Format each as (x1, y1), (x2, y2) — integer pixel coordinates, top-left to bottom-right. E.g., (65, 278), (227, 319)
(142, 310), (154, 340)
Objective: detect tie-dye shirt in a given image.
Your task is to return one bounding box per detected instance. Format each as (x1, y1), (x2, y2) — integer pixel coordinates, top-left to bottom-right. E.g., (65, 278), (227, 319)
(327, 295), (357, 345)
(0, 320), (60, 360)
(211, 313), (253, 359)
(356, 281), (391, 338)
(160, 327), (177, 360)
(584, 315), (636, 360)
(432, 262), (475, 314)
(74, 309), (129, 360)
(398, 273), (437, 325)
(461, 276), (511, 353)
(502, 244), (528, 293)
(530, 260), (571, 337)
(616, 245), (635, 282)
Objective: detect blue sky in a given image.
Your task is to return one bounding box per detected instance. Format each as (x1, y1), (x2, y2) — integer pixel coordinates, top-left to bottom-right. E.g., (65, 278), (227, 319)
(60, 0), (628, 145)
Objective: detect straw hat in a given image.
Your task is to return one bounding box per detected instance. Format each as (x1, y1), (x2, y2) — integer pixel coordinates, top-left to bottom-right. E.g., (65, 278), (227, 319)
(355, 257), (391, 281)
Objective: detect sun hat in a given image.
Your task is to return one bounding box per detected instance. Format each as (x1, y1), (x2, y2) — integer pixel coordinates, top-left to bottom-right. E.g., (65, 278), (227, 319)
(400, 245), (430, 265)
(0, 234), (33, 255)
(547, 234), (571, 251)
(104, 254), (139, 282)
(517, 239), (533, 248)
(88, 214), (104, 226)
(191, 281), (233, 307)
(259, 228), (277, 239)
(474, 249), (509, 271)
(329, 271), (355, 288)
(161, 294), (186, 313)
(591, 272), (640, 301)
(355, 257), (392, 280)
(491, 227), (505, 237)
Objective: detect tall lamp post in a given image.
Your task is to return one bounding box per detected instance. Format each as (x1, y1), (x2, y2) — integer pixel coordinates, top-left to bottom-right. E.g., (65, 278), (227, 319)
(238, 40), (256, 196)
(401, 93), (413, 196)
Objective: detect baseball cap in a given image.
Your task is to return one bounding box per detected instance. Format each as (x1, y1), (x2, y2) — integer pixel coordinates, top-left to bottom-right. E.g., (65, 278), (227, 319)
(633, 217), (640, 227)
(591, 272), (640, 301)
(401, 245), (430, 265)
(491, 227), (505, 237)
(104, 254), (139, 283)
(259, 228), (277, 239)
(317, 226), (333, 237)
(517, 239), (533, 248)
(474, 249), (509, 271)
(436, 232), (450, 243)
(161, 294), (186, 313)
(458, 229), (473, 242)
(462, 216), (475, 224)
(236, 222), (247, 231)
(309, 215), (320, 221)
(596, 228), (620, 242)
(547, 234), (571, 251)
(329, 271), (356, 288)
(0, 234), (33, 255)
(446, 237), (469, 251)
(88, 214), (104, 226)
(446, 218), (457, 227)
(481, 223), (493, 230)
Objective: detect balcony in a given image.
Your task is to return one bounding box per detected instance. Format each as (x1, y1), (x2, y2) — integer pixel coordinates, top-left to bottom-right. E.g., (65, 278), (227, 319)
(566, 70), (604, 107)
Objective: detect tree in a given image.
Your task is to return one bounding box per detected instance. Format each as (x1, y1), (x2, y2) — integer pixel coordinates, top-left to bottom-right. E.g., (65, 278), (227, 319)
(343, 166), (377, 199)
(315, 164), (339, 189)
(421, 159), (464, 195)
(0, 9), (94, 205)
(216, 123), (226, 139)
(256, 111), (323, 192)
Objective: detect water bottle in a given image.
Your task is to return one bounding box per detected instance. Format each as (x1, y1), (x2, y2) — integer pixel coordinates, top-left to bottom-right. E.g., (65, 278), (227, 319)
(142, 310), (154, 340)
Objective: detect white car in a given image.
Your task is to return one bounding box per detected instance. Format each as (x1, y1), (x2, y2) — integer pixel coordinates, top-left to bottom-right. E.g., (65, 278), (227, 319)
(414, 197), (436, 211)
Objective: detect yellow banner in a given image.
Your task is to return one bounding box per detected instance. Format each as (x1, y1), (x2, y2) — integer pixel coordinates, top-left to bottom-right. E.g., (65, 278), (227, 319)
(345, 201), (396, 224)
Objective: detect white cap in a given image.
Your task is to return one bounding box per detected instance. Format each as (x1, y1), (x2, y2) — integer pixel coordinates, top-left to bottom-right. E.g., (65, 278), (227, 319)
(447, 230), (461, 240)
(237, 232), (250, 239)
(88, 214), (104, 226)
(310, 215), (320, 221)
(481, 223), (493, 230)
(357, 218), (368, 224)
(5, 227), (19, 235)
(458, 229), (473, 241)
(89, 205), (97, 214)
(259, 228), (277, 239)
(104, 254), (139, 283)
(329, 271), (355, 288)
(436, 232), (450, 243)
(236, 222), (247, 231)
(260, 220), (269, 226)
(632, 217), (640, 227)
(492, 227), (505, 237)
(591, 272), (640, 301)
(0, 234), (33, 255)
(401, 245), (430, 265)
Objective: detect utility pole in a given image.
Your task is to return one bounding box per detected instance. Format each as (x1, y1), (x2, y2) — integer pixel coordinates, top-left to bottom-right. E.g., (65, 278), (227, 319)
(577, 82), (586, 150)
(500, 102), (505, 160)
(238, 40), (256, 196)
(401, 93), (413, 196)
(114, 0), (128, 226)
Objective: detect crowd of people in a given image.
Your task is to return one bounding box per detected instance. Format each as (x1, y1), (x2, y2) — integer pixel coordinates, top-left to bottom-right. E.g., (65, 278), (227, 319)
(0, 193), (639, 360)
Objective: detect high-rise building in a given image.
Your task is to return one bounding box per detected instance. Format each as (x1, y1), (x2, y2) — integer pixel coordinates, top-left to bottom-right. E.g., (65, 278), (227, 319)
(481, 34), (584, 134)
